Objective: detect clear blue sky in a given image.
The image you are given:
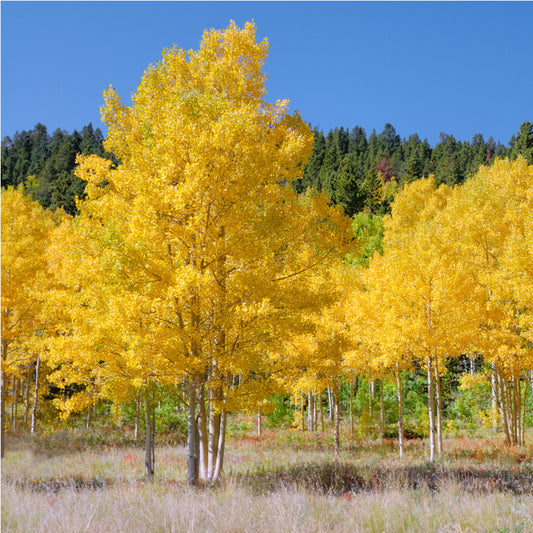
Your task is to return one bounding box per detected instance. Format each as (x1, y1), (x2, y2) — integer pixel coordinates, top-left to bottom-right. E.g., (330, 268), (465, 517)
(2, 1), (532, 146)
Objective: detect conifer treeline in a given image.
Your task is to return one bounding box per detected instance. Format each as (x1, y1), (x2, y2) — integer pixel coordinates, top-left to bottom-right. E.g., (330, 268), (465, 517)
(1, 123), (116, 215)
(296, 121), (533, 216)
(2, 120), (532, 216)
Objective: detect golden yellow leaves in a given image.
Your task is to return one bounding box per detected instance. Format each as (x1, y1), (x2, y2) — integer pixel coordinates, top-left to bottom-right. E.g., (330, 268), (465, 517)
(1, 188), (56, 348)
(350, 157), (533, 379)
(40, 21), (354, 422)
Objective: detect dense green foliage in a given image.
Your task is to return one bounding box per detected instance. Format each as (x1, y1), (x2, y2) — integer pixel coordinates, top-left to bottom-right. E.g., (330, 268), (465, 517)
(2, 120), (532, 217)
(1, 123), (116, 215)
(295, 120), (533, 216)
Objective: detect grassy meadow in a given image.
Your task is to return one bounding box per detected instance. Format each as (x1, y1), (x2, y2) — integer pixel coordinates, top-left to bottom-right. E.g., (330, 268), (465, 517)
(2, 418), (533, 533)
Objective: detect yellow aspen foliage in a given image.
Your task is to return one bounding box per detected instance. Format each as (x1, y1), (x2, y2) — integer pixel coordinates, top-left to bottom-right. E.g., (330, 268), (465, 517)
(441, 157), (533, 377)
(51, 21), (353, 483)
(1, 188), (60, 453)
(439, 157), (533, 445)
(354, 176), (481, 460)
(1, 188), (59, 376)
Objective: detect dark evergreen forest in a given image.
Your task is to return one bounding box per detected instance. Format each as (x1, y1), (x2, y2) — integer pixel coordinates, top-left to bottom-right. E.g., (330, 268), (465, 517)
(2, 121), (532, 216)
(1, 123), (116, 215)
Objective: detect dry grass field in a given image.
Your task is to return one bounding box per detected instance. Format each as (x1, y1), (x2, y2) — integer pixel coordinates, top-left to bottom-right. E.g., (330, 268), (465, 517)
(2, 427), (533, 532)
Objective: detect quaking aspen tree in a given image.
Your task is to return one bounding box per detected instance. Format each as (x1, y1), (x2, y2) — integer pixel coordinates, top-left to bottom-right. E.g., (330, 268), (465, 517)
(356, 178), (480, 461)
(1, 188), (58, 456)
(46, 214), (170, 480)
(345, 270), (413, 456)
(440, 158), (533, 445)
(280, 261), (358, 451)
(53, 22), (352, 485)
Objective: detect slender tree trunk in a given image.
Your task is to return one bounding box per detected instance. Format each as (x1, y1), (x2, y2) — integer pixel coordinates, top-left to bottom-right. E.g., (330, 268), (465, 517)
(320, 390), (324, 433)
(207, 388), (221, 482)
(213, 409), (227, 483)
(30, 354), (40, 435)
(24, 367), (31, 427)
(379, 379), (385, 436)
(134, 393), (141, 442)
(369, 380), (374, 419)
(349, 381), (354, 438)
(257, 411), (262, 438)
(300, 393), (306, 431)
(513, 375), (521, 446)
(521, 375), (527, 447)
(144, 394), (154, 481)
(506, 379), (517, 445)
(396, 364), (404, 459)
(197, 383), (208, 481)
(307, 392), (314, 431)
(333, 379), (340, 453)
(498, 372), (511, 446)
(434, 362), (443, 456)
(327, 387), (333, 423)
(491, 363), (499, 434)
(11, 376), (18, 430)
(1, 339), (7, 458)
(187, 383), (199, 486)
(427, 357), (436, 463)
(313, 392), (319, 431)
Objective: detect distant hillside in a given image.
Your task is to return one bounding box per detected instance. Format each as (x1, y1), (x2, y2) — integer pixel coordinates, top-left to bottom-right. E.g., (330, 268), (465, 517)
(2, 121), (531, 216)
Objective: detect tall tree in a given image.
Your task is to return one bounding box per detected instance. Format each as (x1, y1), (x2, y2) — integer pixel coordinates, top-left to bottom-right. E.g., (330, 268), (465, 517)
(1, 188), (59, 456)
(52, 21), (352, 485)
(509, 121), (533, 163)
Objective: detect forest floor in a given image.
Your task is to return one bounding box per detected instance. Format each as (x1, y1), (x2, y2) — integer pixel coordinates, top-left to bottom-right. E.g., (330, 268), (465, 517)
(2, 425), (533, 532)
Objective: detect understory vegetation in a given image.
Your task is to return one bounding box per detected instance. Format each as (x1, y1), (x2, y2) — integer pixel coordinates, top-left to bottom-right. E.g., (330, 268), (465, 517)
(2, 418), (533, 533)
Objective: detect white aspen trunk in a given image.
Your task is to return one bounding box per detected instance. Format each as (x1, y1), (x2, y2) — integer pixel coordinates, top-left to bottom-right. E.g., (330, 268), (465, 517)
(24, 367), (31, 427)
(307, 392), (314, 431)
(327, 387), (333, 423)
(435, 362), (443, 456)
(207, 399), (221, 482)
(30, 354), (40, 435)
(349, 381), (354, 438)
(1, 339), (7, 458)
(333, 380), (340, 453)
(11, 377), (18, 430)
(513, 375), (521, 446)
(320, 390), (324, 433)
(301, 393), (306, 431)
(379, 379), (385, 436)
(86, 404), (91, 429)
(427, 357), (436, 463)
(134, 393), (140, 442)
(396, 364), (404, 459)
(197, 384), (208, 481)
(505, 380), (516, 445)
(521, 375), (527, 447)
(257, 411), (262, 438)
(144, 394), (154, 481)
(187, 383), (199, 486)
(213, 409), (227, 483)
(491, 363), (499, 434)
(312, 392), (316, 431)
(499, 374), (511, 446)
(368, 380), (373, 419)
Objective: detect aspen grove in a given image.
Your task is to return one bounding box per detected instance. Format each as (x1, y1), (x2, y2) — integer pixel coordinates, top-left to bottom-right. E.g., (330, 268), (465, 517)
(1, 22), (532, 487)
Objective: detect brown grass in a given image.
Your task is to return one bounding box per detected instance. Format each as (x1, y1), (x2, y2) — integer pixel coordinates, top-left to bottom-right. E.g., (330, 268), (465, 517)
(2, 427), (533, 532)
